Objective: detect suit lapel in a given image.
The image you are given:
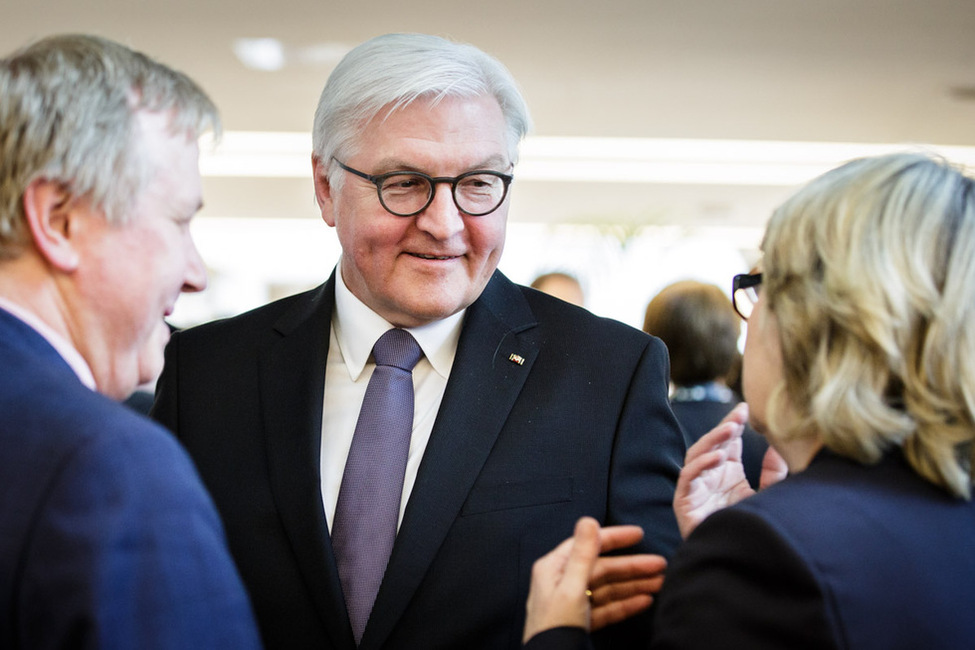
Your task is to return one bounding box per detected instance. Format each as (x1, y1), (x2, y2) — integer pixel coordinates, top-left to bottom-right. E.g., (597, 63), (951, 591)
(361, 272), (539, 649)
(260, 276), (356, 650)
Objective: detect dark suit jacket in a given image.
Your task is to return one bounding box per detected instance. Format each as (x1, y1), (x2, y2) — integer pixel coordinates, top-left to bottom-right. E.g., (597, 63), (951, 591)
(152, 270), (685, 650)
(0, 308), (260, 648)
(670, 400), (768, 489)
(651, 448), (975, 649)
(526, 448), (975, 650)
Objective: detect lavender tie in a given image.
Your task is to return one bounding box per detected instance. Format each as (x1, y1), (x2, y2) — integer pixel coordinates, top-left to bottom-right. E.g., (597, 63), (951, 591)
(332, 328), (423, 644)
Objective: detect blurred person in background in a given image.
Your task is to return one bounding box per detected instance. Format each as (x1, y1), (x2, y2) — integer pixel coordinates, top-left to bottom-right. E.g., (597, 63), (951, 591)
(531, 271), (586, 308)
(643, 280), (768, 488)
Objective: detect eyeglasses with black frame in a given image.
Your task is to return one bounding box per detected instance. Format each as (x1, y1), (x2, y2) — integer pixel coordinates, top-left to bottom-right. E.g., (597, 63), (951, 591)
(732, 272), (762, 320)
(332, 158), (513, 217)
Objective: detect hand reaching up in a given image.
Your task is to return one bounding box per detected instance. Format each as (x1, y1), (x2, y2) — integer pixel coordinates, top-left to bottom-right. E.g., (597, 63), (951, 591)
(674, 403), (787, 538)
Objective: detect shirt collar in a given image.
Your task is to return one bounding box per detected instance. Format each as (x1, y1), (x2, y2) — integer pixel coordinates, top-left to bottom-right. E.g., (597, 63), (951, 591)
(332, 263), (464, 381)
(0, 296), (97, 390)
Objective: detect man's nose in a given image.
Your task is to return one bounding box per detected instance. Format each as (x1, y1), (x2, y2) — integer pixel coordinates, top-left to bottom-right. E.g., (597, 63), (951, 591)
(415, 183), (464, 239)
(181, 237), (208, 293)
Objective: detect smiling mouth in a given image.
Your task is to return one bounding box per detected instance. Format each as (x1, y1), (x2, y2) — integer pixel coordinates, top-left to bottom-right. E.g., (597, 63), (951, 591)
(410, 253), (457, 260)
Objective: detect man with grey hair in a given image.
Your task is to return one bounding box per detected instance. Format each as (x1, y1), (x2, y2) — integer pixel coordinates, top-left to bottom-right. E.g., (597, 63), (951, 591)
(0, 34), (260, 648)
(154, 32), (684, 650)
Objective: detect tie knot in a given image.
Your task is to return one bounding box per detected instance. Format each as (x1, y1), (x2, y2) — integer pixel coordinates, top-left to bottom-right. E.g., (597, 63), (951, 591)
(372, 329), (423, 371)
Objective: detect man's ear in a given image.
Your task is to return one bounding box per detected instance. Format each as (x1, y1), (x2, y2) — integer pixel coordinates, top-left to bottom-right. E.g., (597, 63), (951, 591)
(312, 155), (337, 227)
(22, 179), (82, 272)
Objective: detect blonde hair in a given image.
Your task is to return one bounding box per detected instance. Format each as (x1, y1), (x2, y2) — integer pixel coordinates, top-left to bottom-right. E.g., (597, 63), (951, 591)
(761, 152), (975, 498)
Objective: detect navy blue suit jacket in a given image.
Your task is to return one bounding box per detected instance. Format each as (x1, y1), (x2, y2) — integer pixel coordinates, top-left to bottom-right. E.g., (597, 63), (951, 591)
(526, 448), (975, 650)
(0, 308), (260, 649)
(651, 448), (975, 649)
(152, 270), (685, 650)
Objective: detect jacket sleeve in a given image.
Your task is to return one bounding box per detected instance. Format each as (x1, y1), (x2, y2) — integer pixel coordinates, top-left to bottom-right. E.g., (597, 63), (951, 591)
(524, 626), (593, 650)
(16, 420), (262, 649)
(607, 336), (685, 557)
(595, 336), (685, 648)
(650, 505), (839, 650)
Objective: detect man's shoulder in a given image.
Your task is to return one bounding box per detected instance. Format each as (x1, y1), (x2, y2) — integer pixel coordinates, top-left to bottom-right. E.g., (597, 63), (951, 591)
(1, 374), (204, 530)
(2, 341), (137, 434)
(469, 284), (663, 384)
(0, 380), (255, 648)
(2, 373), (186, 473)
(500, 277), (651, 343)
(177, 282), (329, 343)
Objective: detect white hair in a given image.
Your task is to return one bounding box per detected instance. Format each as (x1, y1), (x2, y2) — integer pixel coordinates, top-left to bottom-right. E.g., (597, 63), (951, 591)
(311, 33), (532, 185)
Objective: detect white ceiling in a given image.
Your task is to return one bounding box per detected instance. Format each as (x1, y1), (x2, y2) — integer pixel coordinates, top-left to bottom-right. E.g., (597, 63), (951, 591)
(6, 0), (975, 232)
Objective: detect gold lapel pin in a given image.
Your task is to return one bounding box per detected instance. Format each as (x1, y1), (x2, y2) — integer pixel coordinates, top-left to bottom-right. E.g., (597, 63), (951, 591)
(508, 353), (525, 366)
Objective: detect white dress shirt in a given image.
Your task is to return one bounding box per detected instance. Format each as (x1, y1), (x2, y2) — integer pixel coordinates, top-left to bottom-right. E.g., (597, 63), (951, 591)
(0, 296), (96, 390)
(320, 267), (464, 530)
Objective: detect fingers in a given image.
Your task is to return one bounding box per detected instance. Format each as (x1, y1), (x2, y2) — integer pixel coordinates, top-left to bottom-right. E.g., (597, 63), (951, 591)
(589, 554), (667, 590)
(542, 531), (578, 567)
(522, 518), (601, 643)
(590, 593), (655, 631)
(759, 445), (789, 490)
(674, 406), (756, 539)
(591, 576), (665, 605)
(674, 448), (730, 519)
(596, 524), (644, 554)
(586, 552), (667, 631)
(685, 427), (735, 462)
(678, 448), (728, 488)
(701, 402), (748, 445)
(524, 517), (668, 643)
(683, 404), (747, 466)
(722, 401), (749, 427)
(560, 517), (602, 596)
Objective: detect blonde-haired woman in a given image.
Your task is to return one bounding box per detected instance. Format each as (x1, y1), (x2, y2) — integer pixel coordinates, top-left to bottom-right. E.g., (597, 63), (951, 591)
(523, 152), (975, 649)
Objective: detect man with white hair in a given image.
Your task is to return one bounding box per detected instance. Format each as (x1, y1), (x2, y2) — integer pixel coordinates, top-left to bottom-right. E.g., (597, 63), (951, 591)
(154, 32), (684, 650)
